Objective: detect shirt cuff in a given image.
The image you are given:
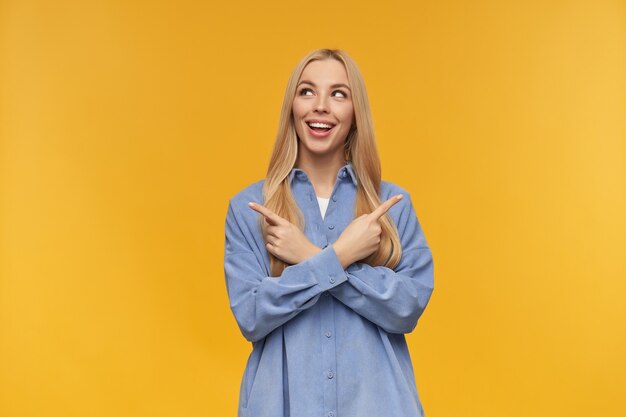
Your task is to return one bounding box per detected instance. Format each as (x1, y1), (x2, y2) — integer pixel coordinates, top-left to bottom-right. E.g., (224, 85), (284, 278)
(308, 244), (348, 291)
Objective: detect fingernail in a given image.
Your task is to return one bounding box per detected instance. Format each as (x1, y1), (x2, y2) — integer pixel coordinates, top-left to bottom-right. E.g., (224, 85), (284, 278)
(397, 195), (403, 200)
(248, 202), (255, 207)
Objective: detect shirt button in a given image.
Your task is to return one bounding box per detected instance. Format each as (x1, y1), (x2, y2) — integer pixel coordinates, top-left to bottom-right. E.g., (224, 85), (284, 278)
(327, 371), (334, 379)
(328, 412), (334, 417)
(323, 292), (330, 297)
(325, 331), (332, 338)
(332, 195), (337, 202)
(328, 225), (335, 230)
(329, 277), (335, 284)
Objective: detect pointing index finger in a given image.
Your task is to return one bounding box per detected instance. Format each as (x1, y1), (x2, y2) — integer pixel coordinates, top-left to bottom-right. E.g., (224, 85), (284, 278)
(369, 194), (404, 220)
(248, 202), (284, 225)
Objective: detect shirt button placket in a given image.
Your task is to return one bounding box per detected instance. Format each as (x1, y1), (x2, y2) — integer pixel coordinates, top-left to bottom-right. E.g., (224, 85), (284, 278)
(310, 177), (339, 417)
(320, 268), (338, 417)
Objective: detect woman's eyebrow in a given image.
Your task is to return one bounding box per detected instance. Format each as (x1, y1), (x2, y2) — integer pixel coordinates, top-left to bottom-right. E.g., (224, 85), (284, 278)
(298, 80), (351, 91)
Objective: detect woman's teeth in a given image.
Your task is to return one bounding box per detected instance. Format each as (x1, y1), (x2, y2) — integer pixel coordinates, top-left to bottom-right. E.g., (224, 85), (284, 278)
(307, 122), (334, 132)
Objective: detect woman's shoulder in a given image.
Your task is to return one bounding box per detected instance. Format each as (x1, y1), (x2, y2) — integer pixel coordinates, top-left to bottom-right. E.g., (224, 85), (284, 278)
(379, 179), (420, 221)
(227, 179), (265, 215)
(380, 179), (410, 199)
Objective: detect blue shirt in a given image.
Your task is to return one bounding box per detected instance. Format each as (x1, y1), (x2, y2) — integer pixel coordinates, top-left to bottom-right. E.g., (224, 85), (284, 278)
(224, 162), (435, 417)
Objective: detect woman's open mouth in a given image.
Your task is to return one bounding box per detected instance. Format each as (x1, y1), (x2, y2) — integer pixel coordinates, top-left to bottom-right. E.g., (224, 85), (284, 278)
(306, 121), (336, 139)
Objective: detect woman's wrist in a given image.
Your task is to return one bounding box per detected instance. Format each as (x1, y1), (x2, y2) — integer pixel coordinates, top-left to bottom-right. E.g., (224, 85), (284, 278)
(305, 244), (322, 263)
(331, 240), (352, 269)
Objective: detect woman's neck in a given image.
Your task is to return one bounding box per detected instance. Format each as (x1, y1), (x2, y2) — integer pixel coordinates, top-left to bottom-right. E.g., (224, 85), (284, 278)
(294, 155), (347, 198)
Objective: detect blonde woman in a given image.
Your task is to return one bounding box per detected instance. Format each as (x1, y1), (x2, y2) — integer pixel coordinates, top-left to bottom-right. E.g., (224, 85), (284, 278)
(224, 48), (435, 417)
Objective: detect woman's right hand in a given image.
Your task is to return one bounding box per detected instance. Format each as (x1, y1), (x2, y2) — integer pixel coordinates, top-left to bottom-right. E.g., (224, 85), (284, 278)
(332, 194), (404, 269)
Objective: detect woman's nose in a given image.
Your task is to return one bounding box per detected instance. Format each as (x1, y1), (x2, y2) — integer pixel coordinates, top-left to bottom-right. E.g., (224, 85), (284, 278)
(313, 94), (329, 112)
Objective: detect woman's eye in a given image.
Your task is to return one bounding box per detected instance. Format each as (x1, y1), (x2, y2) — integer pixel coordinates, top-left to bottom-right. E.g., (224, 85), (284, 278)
(298, 88), (347, 98)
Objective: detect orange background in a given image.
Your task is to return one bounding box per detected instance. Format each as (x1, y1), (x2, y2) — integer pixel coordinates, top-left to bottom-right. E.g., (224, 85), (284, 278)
(1, 0), (624, 416)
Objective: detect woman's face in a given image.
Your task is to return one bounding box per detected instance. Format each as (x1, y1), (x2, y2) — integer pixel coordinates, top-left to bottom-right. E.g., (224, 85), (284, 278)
(292, 58), (354, 160)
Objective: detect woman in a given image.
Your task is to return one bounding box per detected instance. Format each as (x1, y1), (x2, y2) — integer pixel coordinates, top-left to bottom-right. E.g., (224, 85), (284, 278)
(224, 48), (435, 417)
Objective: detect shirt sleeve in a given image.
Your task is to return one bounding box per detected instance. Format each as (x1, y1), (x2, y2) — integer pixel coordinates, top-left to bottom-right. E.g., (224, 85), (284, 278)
(327, 192), (435, 334)
(224, 200), (349, 343)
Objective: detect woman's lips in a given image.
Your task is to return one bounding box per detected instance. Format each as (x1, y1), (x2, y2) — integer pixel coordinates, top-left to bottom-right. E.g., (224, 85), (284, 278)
(306, 124), (335, 139)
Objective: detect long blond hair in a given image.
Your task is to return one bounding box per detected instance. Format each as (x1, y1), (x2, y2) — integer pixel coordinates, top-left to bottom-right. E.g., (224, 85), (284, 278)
(261, 48), (402, 277)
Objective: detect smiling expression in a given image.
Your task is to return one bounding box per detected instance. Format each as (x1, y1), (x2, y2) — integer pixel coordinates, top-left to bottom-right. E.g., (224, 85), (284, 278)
(292, 58), (355, 159)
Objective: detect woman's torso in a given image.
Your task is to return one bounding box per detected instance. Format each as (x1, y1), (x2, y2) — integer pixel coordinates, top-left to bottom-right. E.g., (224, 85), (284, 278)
(228, 163), (426, 417)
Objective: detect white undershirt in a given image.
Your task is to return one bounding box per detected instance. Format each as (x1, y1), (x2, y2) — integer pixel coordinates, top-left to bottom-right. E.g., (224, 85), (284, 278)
(316, 196), (330, 219)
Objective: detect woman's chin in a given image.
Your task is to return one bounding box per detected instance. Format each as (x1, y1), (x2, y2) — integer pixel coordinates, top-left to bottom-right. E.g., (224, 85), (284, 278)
(300, 141), (336, 156)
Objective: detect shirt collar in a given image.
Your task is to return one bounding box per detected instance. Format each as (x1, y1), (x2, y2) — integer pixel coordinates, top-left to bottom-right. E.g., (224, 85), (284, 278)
(288, 162), (358, 186)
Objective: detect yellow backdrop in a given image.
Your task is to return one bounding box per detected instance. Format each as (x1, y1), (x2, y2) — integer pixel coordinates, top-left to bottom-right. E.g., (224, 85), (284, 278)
(1, 0), (624, 416)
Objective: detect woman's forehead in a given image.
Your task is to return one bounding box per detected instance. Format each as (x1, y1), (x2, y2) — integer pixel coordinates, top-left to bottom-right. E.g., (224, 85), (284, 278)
(299, 59), (349, 84)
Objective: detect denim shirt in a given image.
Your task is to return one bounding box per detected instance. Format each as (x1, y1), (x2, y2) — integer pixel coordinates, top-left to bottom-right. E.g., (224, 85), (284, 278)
(224, 162), (435, 417)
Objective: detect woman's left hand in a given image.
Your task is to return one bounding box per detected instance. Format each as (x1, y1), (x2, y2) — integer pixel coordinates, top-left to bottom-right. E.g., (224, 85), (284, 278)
(248, 202), (321, 265)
